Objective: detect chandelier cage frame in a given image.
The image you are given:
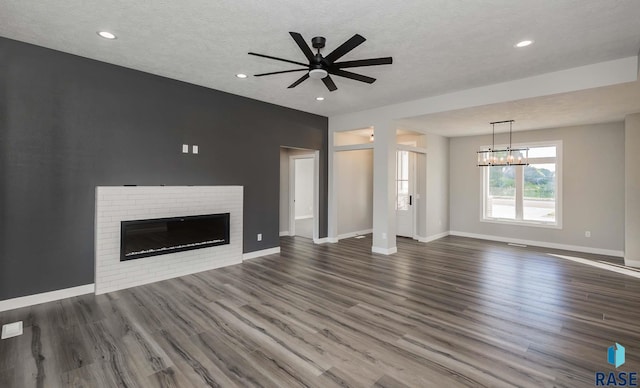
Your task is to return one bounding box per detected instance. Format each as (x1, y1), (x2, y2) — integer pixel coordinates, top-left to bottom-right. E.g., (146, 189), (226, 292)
(477, 120), (529, 167)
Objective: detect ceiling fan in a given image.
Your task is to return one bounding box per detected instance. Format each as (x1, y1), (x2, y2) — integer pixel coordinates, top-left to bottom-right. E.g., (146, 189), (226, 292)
(248, 32), (393, 92)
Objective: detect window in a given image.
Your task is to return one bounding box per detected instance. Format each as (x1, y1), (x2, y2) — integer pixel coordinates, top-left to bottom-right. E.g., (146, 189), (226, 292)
(396, 151), (410, 210)
(482, 142), (561, 228)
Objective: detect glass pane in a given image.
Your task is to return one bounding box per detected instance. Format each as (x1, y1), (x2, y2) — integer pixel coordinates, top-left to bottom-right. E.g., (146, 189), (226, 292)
(528, 146), (556, 158)
(397, 151), (409, 180)
(523, 163), (556, 222)
(397, 181), (409, 210)
(486, 166), (515, 219)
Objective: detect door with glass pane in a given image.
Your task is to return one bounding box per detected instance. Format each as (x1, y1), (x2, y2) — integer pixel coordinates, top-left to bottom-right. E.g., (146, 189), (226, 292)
(396, 150), (415, 238)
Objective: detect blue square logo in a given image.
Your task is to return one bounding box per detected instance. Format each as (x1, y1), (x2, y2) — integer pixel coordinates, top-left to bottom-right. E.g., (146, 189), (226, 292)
(608, 343), (626, 368)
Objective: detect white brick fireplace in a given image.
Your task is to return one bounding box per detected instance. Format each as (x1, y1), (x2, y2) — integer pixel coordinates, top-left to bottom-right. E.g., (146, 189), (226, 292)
(95, 186), (243, 294)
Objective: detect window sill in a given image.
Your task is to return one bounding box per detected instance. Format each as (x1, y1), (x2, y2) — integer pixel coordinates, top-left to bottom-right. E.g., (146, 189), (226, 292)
(480, 218), (562, 230)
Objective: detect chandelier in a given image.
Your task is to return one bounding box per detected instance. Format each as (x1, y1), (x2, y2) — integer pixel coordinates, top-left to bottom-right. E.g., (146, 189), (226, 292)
(477, 120), (529, 167)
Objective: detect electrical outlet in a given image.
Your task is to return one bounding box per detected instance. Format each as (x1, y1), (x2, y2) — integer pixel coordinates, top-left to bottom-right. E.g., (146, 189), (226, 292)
(382, 232), (387, 240)
(585, 231), (591, 238)
(257, 233), (262, 241)
(182, 144), (189, 153)
(192, 145), (199, 154)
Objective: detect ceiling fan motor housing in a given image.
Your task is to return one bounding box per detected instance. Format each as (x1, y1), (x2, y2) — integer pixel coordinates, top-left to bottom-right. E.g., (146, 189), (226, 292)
(309, 55), (328, 79)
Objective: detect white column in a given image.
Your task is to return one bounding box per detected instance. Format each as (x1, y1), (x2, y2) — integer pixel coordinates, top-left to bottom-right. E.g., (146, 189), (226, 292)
(625, 113), (640, 267)
(371, 120), (397, 254)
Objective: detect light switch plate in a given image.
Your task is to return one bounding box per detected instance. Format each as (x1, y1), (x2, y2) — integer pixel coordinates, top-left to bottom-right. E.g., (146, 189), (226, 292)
(1, 321), (23, 340)
(182, 144), (189, 153)
(192, 145), (199, 154)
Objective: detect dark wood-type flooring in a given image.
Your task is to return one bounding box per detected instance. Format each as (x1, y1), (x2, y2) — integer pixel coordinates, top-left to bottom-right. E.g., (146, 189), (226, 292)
(1, 235), (640, 387)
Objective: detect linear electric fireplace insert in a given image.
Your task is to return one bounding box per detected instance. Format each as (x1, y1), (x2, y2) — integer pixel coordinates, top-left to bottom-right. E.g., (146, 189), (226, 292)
(120, 213), (230, 261)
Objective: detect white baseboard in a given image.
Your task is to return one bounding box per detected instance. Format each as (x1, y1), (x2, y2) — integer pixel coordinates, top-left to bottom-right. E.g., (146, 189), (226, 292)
(416, 231), (450, 243)
(243, 247), (281, 261)
(295, 215), (313, 220)
(337, 229), (373, 241)
(371, 246), (398, 255)
(0, 284), (95, 312)
(279, 231), (289, 237)
(313, 237), (339, 244)
(449, 231), (624, 257)
(550, 254), (640, 279)
(625, 259), (640, 268)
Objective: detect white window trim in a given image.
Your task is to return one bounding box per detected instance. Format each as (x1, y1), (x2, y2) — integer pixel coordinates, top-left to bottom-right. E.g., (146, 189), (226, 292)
(479, 140), (562, 229)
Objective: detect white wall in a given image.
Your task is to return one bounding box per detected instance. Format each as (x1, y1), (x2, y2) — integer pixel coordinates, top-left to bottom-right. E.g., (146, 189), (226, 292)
(335, 130), (372, 146)
(294, 158), (314, 219)
(336, 149), (374, 236)
(625, 113), (640, 266)
(279, 148), (315, 234)
(449, 122), (625, 254)
(425, 133), (450, 238)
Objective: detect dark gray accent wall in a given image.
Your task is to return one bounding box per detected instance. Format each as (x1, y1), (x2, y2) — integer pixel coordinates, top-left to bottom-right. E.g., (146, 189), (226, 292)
(0, 37), (328, 300)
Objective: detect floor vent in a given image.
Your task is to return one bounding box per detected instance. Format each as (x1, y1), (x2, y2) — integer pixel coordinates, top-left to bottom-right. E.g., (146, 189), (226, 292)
(1, 321), (23, 340)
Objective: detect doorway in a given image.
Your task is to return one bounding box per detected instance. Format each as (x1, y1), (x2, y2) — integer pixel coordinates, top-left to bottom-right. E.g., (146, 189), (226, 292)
(279, 147), (319, 241)
(292, 157), (315, 238)
(396, 150), (416, 238)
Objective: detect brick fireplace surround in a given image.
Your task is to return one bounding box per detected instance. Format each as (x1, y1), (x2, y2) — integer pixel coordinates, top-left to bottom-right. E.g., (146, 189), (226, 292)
(94, 186), (243, 294)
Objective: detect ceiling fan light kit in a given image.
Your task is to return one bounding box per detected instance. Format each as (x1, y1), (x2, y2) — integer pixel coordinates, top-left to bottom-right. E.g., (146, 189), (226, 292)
(249, 32), (393, 91)
(309, 69), (328, 79)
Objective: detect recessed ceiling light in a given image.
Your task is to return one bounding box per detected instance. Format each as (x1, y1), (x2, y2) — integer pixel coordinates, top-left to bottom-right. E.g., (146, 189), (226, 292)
(316, 97), (325, 101)
(236, 73), (248, 79)
(515, 40), (534, 48)
(97, 31), (116, 40)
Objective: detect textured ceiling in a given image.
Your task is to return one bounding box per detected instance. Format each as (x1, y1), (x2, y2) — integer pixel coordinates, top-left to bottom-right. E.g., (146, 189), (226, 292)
(398, 81), (640, 137)
(1, 0), (639, 117)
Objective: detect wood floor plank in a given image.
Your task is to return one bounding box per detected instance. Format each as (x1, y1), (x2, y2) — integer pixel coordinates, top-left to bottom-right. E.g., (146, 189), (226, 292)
(190, 330), (279, 387)
(146, 366), (196, 388)
(149, 328), (239, 388)
(2, 235), (640, 387)
(373, 374), (411, 388)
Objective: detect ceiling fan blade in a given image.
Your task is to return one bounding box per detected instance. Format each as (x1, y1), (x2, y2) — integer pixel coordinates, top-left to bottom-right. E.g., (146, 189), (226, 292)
(254, 69), (308, 77)
(322, 75), (337, 92)
(248, 52), (308, 67)
(329, 69), (376, 84)
(289, 32), (315, 62)
(324, 34), (366, 63)
(288, 73), (309, 88)
(333, 57), (393, 69)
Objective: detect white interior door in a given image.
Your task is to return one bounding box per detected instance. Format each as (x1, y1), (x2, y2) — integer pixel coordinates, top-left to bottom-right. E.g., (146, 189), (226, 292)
(396, 150), (416, 238)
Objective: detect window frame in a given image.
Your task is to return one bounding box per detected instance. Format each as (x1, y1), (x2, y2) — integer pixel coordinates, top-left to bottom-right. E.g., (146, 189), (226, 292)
(479, 140), (563, 229)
